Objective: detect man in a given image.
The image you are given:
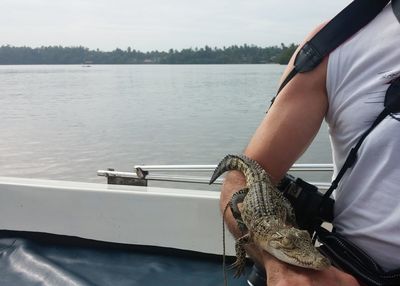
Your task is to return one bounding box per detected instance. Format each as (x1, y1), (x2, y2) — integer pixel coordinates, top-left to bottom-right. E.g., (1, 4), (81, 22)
(220, 2), (400, 285)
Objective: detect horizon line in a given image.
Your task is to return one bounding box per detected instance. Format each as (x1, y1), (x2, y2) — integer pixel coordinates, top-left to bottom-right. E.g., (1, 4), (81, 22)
(0, 43), (299, 53)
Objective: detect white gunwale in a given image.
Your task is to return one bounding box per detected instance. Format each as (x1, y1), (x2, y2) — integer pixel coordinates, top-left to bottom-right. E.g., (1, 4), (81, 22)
(0, 176), (236, 256)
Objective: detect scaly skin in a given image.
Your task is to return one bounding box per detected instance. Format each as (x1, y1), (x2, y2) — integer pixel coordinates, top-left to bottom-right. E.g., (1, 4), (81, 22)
(210, 154), (330, 277)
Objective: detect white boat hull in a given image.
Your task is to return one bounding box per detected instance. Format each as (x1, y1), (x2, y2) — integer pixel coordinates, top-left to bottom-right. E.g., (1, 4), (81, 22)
(0, 177), (236, 256)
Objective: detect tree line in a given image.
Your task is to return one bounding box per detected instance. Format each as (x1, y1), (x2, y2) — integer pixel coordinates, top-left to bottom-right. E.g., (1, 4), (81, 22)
(0, 44), (298, 65)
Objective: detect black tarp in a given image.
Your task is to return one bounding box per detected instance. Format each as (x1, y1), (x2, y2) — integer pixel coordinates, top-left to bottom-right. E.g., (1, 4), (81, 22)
(0, 231), (249, 286)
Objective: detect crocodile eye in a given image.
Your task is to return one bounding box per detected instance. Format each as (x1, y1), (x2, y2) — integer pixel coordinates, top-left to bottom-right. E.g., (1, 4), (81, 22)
(271, 232), (283, 239)
(281, 237), (294, 249)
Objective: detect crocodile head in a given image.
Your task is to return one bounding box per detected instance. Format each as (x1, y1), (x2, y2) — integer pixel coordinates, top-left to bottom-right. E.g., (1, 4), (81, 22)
(254, 224), (330, 270)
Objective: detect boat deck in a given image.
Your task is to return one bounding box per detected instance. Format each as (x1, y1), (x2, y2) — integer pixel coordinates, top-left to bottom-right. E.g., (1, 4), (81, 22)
(0, 230), (249, 286)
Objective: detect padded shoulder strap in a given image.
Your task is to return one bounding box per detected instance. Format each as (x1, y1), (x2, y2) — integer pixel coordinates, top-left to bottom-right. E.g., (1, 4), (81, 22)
(273, 0), (390, 98)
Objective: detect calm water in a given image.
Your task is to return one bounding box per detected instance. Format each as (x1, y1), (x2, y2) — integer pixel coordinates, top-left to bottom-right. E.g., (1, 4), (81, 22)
(0, 65), (331, 185)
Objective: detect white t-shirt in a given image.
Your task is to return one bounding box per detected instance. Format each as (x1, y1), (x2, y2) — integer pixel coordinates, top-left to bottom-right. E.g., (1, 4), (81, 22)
(326, 2), (400, 271)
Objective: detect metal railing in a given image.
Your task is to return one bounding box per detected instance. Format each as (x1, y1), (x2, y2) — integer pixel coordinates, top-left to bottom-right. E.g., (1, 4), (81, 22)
(97, 163), (333, 190)
(132, 163), (333, 172)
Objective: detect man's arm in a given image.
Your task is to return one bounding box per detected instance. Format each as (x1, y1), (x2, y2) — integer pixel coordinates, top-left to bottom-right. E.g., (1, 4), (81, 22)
(219, 24), (361, 286)
(220, 22), (328, 260)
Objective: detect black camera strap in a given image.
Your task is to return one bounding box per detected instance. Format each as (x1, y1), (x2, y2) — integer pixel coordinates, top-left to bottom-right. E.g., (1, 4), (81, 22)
(270, 0), (389, 106)
(317, 226), (400, 286)
(320, 77), (400, 208)
(321, 0), (400, 203)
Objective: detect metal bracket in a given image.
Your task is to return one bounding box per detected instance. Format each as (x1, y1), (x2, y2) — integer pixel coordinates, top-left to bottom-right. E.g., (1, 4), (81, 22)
(100, 168), (148, 186)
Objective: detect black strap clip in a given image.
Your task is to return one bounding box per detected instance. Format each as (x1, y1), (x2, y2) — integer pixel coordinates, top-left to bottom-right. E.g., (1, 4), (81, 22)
(294, 42), (323, 73)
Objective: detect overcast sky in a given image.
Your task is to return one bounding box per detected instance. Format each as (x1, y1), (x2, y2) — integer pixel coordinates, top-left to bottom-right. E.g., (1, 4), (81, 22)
(0, 0), (352, 51)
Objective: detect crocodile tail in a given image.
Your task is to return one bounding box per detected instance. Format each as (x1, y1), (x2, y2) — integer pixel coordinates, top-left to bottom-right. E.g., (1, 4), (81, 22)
(209, 154), (237, 184)
(209, 154), (267, 185)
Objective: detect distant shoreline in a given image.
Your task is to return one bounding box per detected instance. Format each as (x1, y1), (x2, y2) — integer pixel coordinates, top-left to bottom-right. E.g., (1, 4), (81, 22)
(0, 44), (297, 65)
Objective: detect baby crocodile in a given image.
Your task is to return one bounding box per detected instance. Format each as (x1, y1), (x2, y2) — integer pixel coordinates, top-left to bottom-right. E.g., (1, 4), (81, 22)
(210, 154), (330, 277)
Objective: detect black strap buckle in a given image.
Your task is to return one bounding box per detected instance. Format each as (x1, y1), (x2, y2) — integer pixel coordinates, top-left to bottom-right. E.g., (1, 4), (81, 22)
(294, 42), (323, 73)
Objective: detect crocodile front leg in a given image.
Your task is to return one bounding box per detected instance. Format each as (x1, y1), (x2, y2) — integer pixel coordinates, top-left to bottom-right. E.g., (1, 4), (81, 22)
(230, 188), (249, 233)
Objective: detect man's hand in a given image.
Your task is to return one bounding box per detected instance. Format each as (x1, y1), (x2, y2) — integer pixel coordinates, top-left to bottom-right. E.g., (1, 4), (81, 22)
(263, 252), (362, 286)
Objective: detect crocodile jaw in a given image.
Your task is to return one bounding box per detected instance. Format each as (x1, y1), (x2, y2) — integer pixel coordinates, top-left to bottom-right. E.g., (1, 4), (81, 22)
(254, 227), (330, 270)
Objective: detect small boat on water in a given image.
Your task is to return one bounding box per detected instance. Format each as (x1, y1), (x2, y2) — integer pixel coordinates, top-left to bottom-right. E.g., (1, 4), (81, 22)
(0, 164), (332, 285)
(82, 60), (93, 67)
